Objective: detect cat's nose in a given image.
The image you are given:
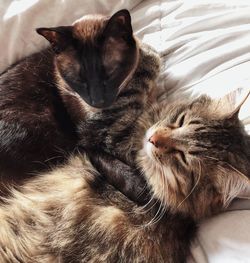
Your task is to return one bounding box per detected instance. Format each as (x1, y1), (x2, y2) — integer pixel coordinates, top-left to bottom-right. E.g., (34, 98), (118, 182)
(149, 134), (163, 148)
(91, 98), (105, 108)
(148, 129), (172, 150)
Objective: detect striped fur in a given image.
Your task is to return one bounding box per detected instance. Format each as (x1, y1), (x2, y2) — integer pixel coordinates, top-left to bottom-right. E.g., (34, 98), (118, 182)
(0, 156), (194, 263)
(0, 94), (249, 262)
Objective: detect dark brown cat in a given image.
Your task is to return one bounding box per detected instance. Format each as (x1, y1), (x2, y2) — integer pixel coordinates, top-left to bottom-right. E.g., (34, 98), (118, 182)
(0, 10), (160, 196)
(0, 90), (249, 262)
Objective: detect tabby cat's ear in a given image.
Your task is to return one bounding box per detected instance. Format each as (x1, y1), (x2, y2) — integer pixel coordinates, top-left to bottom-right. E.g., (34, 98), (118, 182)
(36, 26), (73, 54)
(222, 88), (250, 120)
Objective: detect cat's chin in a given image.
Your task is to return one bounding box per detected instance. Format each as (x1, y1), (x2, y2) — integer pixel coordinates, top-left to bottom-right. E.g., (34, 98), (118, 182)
(143, 126), (159, 162)
(144, 140), (155, 162)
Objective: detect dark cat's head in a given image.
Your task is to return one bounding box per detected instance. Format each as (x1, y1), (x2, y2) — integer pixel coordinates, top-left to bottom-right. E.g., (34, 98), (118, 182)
(138, 89), (250, 219)
(36, 9), (138, 108)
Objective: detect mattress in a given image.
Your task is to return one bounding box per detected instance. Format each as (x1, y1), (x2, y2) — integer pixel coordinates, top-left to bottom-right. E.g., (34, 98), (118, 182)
(1, 0), (250, 262)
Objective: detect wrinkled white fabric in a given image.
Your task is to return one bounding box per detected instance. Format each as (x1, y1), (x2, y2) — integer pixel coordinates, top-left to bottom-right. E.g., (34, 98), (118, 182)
(1, 0), (250, 262)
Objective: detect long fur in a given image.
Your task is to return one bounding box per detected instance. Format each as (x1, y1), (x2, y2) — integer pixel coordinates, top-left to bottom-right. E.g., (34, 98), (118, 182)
(0, 93), (249, 262)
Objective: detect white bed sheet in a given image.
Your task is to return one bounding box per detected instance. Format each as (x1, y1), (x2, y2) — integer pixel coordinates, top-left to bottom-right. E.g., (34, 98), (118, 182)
(1, 0), (250, 262)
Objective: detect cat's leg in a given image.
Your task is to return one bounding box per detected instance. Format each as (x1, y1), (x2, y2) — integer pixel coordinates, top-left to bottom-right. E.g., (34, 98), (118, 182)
(88, 150), (150, 205)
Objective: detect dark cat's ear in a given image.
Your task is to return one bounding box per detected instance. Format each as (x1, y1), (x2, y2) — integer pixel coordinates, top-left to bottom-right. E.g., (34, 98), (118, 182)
(36, 26), (73, 54)
(102, 9), (137, 79)
(104, 9), (133, 39)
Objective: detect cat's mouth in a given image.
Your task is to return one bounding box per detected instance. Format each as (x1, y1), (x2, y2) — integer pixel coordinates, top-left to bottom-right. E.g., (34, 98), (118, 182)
(143, 127), (157, 161)
(143, 126), (190, 167)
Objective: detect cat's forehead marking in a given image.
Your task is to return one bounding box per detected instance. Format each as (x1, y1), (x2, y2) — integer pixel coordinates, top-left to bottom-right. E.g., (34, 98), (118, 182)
(73, 15), (106, 42)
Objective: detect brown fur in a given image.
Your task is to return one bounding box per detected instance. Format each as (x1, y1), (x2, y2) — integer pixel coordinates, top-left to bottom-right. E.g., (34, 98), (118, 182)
(137, 92), (250, 219)
(0, 156), (194, 263)
(0, 92), (249, 262)
(73, 15), (106, 42)
(0, 10), (159, 198)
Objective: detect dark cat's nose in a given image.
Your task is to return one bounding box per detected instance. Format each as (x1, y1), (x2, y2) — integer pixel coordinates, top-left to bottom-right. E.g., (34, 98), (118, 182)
(91, 98), (105, 108)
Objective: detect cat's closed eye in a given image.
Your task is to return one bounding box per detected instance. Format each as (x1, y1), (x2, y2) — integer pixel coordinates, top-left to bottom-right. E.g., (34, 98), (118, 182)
(189, 120), (202, 125)
(188, 151), (201, 156)
(177, 113), (202, 128)
(177, 113), (186, 127)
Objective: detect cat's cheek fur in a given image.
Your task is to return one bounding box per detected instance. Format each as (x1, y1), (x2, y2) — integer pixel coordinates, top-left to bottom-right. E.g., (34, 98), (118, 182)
(137, 148), (177, 208)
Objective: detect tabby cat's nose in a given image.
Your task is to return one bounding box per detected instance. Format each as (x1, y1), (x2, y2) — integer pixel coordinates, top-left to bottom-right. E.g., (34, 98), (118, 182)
(149, 135), (161, 148)
(148, 129), (172, 150)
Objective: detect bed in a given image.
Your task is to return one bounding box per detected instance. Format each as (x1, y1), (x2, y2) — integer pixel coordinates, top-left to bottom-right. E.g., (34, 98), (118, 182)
(1, 0), (250, 262)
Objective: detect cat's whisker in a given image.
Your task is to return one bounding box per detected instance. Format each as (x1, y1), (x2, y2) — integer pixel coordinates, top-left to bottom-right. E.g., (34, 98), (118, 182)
(125, 183), (151, 216)
(53, 145), (70, 155)
(132, 198), (159, 227)
(137, 193), (158, 214)
(176, 160), (201, 209)
(162, 165), (168, 204)
(141, 200), (165, 228)
(44, 155), (64, 163)
(224, 162), (250, 182)
(129, 165), (160, 215)
(140, 167), (167, 227)
(136, 169), (150, 198)
(236, 195), (250, 200)
(136, 184), (150, 201)
(148, 206), (167, 227)
(153, 167), (168, 225)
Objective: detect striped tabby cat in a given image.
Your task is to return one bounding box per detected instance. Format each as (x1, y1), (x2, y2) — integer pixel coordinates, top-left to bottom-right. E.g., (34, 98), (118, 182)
(0, 90), (249, 262)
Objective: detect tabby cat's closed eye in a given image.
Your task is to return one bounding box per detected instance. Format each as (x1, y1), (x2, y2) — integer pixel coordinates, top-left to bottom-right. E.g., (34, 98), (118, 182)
(178, 113), (186, 127)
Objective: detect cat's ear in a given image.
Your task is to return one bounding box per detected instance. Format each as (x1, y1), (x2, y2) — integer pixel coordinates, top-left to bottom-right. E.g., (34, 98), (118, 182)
(217, 88), (250, 120)
(102, 9), (137, 76)
(104, 9), (133, 39)
(36, 26), (73, 54)
(228, 89), (250, 119)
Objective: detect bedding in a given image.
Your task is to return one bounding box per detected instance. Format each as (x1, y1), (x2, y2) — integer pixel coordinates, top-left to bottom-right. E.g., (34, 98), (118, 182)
(1, 0), (250, 262)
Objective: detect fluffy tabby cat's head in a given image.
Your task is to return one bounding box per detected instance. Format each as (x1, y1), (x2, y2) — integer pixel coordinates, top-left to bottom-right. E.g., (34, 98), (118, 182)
(36, 9), (138, 108)
(138, 90), (250, 219)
